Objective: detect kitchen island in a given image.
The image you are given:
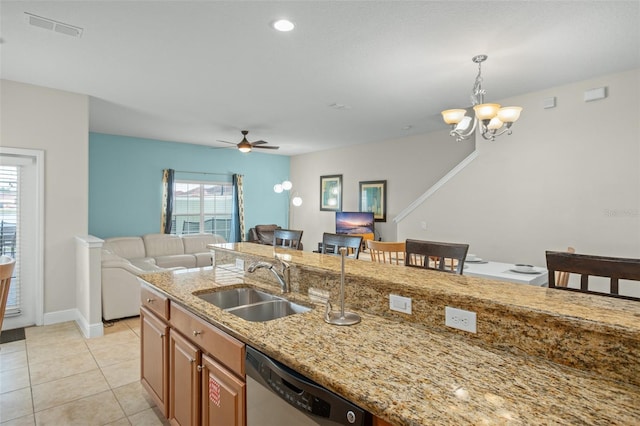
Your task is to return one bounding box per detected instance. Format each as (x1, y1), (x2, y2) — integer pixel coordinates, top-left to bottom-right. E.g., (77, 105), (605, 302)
(140, 243), (640, 425)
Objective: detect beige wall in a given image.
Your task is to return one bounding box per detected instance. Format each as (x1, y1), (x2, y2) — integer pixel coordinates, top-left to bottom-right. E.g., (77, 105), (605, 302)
(1, 79), (89, 321)
(291, 69), (640, 266)
(290, 129), (474, 247)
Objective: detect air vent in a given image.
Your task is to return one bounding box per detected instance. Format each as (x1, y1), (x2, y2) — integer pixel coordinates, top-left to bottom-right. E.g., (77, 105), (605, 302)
(24, 12), (83, 38)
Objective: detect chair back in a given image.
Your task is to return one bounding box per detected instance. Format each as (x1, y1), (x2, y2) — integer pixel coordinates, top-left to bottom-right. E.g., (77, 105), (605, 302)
(546, 250), (640, 301)
(273, 229), (303, 250)
(405, 239), (469, 274)
(555, 246), (576, 287)
(321, 233), (363, 259)
(367, 240), (405, 265)
(0, 255), (16, 335)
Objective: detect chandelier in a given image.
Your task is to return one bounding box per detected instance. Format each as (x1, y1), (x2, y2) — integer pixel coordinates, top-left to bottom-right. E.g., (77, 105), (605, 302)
(441, 55), (522, 142)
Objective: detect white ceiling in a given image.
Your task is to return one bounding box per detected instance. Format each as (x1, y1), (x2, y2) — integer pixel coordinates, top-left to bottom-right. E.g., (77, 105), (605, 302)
(1, 1), (639, 156)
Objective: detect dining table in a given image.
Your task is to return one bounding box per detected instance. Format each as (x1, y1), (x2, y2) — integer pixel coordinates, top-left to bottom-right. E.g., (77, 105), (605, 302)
(463, 259), (548, 286)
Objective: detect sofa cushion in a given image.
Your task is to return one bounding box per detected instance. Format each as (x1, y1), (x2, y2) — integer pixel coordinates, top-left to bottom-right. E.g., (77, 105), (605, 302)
(155, 254), (196, 269)
(143, 233), (185, 258)
(181, 233), (227, 254)
(103, 237), (147, 260)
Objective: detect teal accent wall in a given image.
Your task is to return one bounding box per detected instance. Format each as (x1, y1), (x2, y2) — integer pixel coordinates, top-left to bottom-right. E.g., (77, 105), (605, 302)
(89, 133), (290, 239)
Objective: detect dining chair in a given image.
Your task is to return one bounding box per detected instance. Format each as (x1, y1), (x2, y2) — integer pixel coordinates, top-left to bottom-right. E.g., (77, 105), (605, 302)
(321, 233), (363, 259)
(273, 229), (303, 250)
(546, 250), (640, 301)
(555, 246), (576, 287)
(0, 255), (17, 339)
(367, 240), (405, 265)
(405, 239), (469, 275)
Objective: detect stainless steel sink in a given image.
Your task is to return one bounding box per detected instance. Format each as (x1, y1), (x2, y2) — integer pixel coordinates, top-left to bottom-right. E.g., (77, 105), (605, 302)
(225, 300), (311, 322)
(195, 287), (311, 322)
(197, 287), (280, 309)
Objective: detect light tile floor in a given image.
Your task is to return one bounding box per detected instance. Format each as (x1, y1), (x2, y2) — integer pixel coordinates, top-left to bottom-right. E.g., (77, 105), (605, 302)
(0, 318), (169, 425)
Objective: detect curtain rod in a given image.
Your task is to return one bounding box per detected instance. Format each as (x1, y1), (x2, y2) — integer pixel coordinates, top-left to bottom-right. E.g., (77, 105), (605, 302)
(174, 171), (237, 176)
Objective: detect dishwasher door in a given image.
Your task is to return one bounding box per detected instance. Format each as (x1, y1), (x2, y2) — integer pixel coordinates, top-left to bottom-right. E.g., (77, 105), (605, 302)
(245, 346), (369, 426)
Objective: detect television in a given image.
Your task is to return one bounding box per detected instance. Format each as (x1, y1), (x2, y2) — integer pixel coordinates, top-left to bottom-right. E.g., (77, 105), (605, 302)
(335, 211), (375, 235)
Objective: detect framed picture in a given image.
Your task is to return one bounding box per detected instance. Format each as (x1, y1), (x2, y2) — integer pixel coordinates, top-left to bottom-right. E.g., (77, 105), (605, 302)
(359, 180), (387, 222)
(320, 174), (342, 211)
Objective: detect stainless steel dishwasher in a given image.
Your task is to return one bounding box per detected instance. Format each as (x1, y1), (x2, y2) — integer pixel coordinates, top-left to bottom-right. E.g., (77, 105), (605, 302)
(246, 346), (370, 426)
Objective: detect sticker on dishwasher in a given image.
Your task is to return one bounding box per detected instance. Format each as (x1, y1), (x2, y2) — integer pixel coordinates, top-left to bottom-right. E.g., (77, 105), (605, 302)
(209, 378), (221, 407)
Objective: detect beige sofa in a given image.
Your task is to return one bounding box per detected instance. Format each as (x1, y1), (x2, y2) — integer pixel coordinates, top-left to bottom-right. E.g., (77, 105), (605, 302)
(101, 233), (226, 320)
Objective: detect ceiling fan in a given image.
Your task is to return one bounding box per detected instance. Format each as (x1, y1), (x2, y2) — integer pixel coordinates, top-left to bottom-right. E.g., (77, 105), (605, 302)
(216, 130), (279, 153)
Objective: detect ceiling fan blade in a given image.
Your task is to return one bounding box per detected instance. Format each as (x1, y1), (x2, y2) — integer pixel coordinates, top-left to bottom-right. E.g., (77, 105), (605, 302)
(251, 140), (268, 146)
(253, 145), (279, 150)
(215, 140), (237, 146)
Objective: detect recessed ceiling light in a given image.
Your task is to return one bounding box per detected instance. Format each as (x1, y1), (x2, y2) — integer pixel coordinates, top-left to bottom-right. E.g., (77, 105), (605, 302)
(273, 19), (295, 32)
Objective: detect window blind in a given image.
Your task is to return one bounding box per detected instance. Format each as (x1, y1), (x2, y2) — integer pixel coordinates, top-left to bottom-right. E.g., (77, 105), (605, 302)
(0, 165), (20, 316)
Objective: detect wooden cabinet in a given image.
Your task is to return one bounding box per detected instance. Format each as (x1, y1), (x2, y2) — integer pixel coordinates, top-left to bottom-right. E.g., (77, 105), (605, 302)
(200, 353), (246, 426)
(168, 302), (246, 426)
(140, 307), (169, 417)
(373, 416), (394, 426)
(169, 330), (200, 426)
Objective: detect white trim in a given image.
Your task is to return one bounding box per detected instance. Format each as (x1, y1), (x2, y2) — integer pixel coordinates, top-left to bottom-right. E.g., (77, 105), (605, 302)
(42, 308), (104, 338)
(43, 308), (77, 325)
(394, 150), (479, 224)
(76, 312), (104, 339)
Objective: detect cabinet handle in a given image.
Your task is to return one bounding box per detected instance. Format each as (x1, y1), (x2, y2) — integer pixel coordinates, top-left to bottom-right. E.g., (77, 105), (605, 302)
(197, 365), (203, 372)
(189, 358), (195, 364)
(146, 298), (154, 303)
(192, 330), (202, 337)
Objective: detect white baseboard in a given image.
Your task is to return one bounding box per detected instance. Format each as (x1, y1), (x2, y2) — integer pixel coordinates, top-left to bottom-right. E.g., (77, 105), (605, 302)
(76, 313), (104, 339)
(43, 309), (78, 325)
(43, 308), (104, 338)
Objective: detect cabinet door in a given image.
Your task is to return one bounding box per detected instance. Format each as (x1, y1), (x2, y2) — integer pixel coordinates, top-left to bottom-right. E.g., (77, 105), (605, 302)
(141, 307), (169, 417)
(169, 330), (200, 426)
(200, 353), (246, 426)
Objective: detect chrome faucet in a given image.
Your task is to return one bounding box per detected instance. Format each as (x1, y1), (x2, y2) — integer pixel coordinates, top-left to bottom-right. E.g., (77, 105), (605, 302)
(247, 258), (291, 293)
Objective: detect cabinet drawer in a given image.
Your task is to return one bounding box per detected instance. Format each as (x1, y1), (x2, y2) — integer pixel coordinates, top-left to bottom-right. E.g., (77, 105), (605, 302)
(141, 285), (170, 320)
(171, 303), (245, 377)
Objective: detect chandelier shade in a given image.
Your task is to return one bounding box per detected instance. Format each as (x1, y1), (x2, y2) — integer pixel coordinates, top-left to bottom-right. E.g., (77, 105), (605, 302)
(441, 55), (523, 141)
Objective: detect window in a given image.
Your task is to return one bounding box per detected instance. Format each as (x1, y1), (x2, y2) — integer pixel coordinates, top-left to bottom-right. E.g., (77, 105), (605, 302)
(172, 180), (233, 240)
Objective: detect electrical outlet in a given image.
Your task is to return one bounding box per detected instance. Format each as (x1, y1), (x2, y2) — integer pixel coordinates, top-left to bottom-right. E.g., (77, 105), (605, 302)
(235, 258), (244, 271)
(389, 294), (412, 314)
(445, 306), (477, 333)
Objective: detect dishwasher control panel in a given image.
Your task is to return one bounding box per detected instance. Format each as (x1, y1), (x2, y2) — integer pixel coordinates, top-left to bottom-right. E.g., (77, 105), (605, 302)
(246, 346), (368, 425)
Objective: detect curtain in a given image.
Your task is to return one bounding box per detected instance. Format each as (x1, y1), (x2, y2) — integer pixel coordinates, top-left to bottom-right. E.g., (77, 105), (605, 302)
(161, 169), (175, 234)
(230, 174), (245, 242)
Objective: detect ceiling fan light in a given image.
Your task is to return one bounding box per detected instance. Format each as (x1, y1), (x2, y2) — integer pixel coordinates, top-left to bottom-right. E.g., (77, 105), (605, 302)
(441, 109), (467, 125)
(238, 141), (252, 153)
(473, 103), (501, 120)
(497, 106), (523, 123)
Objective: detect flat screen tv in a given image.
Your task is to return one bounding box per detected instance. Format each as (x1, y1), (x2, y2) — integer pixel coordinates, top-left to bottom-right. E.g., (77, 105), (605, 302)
(335, 211), (374, 235)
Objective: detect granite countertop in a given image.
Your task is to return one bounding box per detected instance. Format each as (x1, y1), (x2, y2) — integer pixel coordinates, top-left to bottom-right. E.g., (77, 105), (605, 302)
(140, 245), (640, 426)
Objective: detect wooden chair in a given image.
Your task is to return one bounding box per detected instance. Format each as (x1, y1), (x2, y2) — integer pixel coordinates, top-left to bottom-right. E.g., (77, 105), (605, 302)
(546, 250), (640, 301)
(321, 233), (363, 259)
(0, 255), (17, 338)
(405, 239), (469, 275)
(367, 240), (405, 265)
(555, 246), (576, 287)
(273, 229), (303, 250)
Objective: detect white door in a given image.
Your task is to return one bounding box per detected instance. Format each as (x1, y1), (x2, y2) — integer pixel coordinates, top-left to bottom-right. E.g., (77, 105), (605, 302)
(0, 148), (44, 330)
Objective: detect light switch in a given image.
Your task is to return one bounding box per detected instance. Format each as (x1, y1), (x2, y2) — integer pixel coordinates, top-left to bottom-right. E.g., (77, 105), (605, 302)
(389, 294), (412, 314)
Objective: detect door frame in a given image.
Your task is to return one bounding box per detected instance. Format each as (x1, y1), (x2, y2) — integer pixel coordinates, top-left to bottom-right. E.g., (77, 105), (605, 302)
(0, 147), (44, 329)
